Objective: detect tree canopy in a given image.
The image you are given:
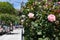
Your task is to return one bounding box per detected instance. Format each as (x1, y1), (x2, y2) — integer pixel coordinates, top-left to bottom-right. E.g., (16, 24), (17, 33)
(0, 2), (17, 14)
(0, 2), (20, 25)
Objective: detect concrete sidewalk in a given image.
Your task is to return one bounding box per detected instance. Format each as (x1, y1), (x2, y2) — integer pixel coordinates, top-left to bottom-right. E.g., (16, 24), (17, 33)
(0, 28), (22, 40)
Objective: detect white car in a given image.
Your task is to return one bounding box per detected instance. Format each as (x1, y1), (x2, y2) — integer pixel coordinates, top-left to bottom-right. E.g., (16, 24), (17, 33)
(3, 26), (11, 33)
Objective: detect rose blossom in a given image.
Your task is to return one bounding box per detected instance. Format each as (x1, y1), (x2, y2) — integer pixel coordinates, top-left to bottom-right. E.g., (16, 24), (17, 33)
(28, 13), (34, 18)
(57, 2), (60, 4)
(47, 14), (56, 22)
(22, 15), (25, 18)
(21, 20), (24, 22)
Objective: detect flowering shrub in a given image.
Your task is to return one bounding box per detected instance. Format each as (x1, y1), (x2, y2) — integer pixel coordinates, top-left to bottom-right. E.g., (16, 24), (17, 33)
(20, 0), (60, 40)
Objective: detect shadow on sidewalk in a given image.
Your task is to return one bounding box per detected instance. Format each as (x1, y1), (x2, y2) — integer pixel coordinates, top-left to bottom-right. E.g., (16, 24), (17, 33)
(0, 32), (6, 36)
(6, 33), (19, 35)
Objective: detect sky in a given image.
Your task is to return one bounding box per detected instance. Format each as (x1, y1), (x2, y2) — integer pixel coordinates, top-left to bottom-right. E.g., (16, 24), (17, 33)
(0, 0), (28, 9)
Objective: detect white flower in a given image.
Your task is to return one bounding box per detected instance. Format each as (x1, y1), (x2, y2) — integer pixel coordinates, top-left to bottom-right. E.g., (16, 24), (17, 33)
(21, 20), (24, 22)
(22, 15), (25, 18)
(28, 13), (34, 18)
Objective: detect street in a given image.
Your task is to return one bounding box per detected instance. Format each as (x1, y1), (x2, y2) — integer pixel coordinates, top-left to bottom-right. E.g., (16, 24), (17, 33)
(0, 28), (23, 40)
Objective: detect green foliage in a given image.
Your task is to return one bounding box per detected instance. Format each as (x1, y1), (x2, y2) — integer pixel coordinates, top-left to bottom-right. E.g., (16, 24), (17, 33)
(21, 0), (60, 40)
(0, 13), (19, 25)
(0, 2), (19, 25)
(53, 0), (58, 2)
(0, 2), (17, 14)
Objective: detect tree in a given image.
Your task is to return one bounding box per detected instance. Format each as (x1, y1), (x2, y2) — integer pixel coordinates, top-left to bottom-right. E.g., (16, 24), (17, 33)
(0, 14), (19, 25)
(20, 0), (60, 40)
(0, 2), (17, 14)
(0, 2), (20, 26)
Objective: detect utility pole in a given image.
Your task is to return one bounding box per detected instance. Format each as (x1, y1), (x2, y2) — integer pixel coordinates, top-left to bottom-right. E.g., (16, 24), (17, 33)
(19, 25), (24, 40)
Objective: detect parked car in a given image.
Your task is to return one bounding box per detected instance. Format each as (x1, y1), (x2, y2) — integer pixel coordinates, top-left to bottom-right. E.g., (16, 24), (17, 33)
(3, 25), (12, 33)
(15, 25), (20, 28)
(0, 25), (4, 34)
(0, 25), (14, 34)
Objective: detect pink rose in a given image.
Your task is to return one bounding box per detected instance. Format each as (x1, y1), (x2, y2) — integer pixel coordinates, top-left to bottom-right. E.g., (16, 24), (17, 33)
(28, 13), (34, 18)
(57, 2), (60, 4)
(47, 14), (56, 22)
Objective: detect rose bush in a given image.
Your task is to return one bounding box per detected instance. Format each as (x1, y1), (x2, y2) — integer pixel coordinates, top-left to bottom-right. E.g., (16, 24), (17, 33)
(20, 0), (60, 40)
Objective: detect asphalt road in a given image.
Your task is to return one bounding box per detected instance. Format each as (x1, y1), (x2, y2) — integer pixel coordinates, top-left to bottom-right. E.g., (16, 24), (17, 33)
(0, 28), (23, 40)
